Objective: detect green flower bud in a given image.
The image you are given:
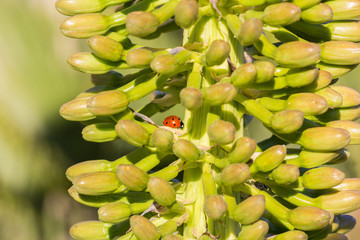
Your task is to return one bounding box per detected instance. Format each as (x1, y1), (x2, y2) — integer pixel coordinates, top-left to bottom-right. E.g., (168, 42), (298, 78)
(237, 18), (263, 46)
(316, 190), (360, 214)
(228, 137), (257, 163)
(172, 139), (200, 162)
(116, 164), (149, 191)
(179, 87), (203, 111)
(205, 40), (230, 66)
(68, 52), (118, 74)
(158, 221), (178, 237)
(285, 66), (319, 88)
(263, 3), (301, 26)
(98, 202), (131, 223)
(252, 145), (286, 172)
(203, 194), (227, 220)
(239, 0), (265, 6)
(148, 177), (176, 206)
(321, 41), (360, 65)
(288, 206), (331, 231)
(325, 21), (360, 42)
(88, 36), (123, 62)
(287, 93), (328, 116)
(292, 0), (321, 10)
(254, 61), (275, 84)
(130, 215), (161, 240)
(150, 54), (179, 75)
(163, 235), (183, 240)
(61, 13), (111, 38)
(273, 230), (308, 240)
(298, 127), (351, 151)
(326, 120), (360, 144)
(271, 164), (300, 185)
(270, 110), (304, 134)
(318, 233), (348, 240)
(73, 171), (120, 195)
(335, 215), (356, 234)
(275, 42), (321, 68)
(232, 196), (265, 224)
(82, 123), (118, 142)
(230, 63), (257, 88)
(289, 149), (346, 168)
(151, 128), (174, 153)
(317, 62), (357, 79)
(126, 48), (155, 68)
(315, 87), (343, 108)
(115, 120), (150, 147)
(66, 160), (111, 181)
(302, 167), (345, 190)
(60, 97), (96, 121)
(322, 105), (360, 121)
(70, 221), (109, 240)
(174, 0), (198, 28)
(126, 11), (159, 37)
(325, 0), (360, 20)
(208, 120), (236, 145)
(55, 0), (108, 15)
(304, 70), (333, 91)
(301, 3), (333, 24)
(331, 86), (360, 108)
(220, 163), (250, 186)
(87, 90), (128, 116)
(237, 220), (269, 240)
(333, 178), (360, 191)
(202, 83), (237, 106)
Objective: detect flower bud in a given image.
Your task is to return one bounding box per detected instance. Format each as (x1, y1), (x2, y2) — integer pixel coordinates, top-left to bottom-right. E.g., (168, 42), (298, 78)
(317, 105), (360, 121)
(228, 137), (257, 163)
(232, 196), (265, 224)
(66, 159), (110, 181)
(115, 120), (150, 147)
(202, 83), (237, 106)
(239, 0), (266, 6)
(221, 163), (250, 186)
(301, 167), (345, 190)
(208, 120), (236, 145)
(263, 3), (301, 26)
(288, 206), (331, 231)
(180, 87), (203, 111)
(325, 0), (360, 20)
(273, 230), (308, 240)
(335, 215), (356, 234)
(275, 42), (321, 68)
(70, 221), (109, 240)
(205, 40), (230, 66)
(163, 235), (183, 240)
(88, 36), (123, 62)
(73, 171), (120, 195)
(158, 220), (178, 237)
(326, 120), (360, 144)
(316, 190), (360, 214)
(317, 62), (357, 79)
(82, 123), (118, 142)
(271, 164), (300, 185)
(285, 66), (319, 88)
(174, 0), (198, 28)
(60, 97), (96, 121)
(116, 164), (149, 191)
(315, 87), (343, 108)
(254, 61), (275, 84)
(98, 202), (131, 223)
(126, 11), (159, 37)
(87, 90), (128, 116)
(68, 52), (118, 74)
(147, 177), (176, 206)
(237, 18), (263, 46)
(230, 63), (257, 88)
(237, 220), (269, 240)
(301, 3), (333, 24)
(130, 215), (161, 240)
(287, 93), (328, 116)
(55, 0), (111, 15)
(203, 194), (227, 220)
(298, 127), (351, 151)
(151, 128), (174, 153)
(291, 149), (346, 168)
(333, 178), (360, 191)
(325, 21), (360, 42)
(126, 48), (155, 67)
(270, 110), (304, 134)
(318, 233), (348, 240)
(150, 54), (179, 75)
(172, 139), (200, 162)
(252, 145), (286, 172)
(331, 86), (360, 108)
(292, 0), (321, 10)
(321, 41), (360, 65)
(304, 70), (332, 91)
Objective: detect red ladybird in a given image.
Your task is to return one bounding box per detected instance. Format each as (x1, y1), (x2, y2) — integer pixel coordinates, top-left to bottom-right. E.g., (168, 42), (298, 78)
(163, 115), (184, 128)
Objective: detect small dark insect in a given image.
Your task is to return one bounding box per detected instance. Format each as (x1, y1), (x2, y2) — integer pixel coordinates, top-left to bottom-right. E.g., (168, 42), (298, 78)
(163, 115), (184, 129)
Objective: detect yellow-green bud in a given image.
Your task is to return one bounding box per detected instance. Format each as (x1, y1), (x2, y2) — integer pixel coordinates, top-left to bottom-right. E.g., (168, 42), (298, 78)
(237, 18), (263, 46)
(270, 110), (304, 134)
(252, 145), (286, 172)
(326, 120), (360, 144)
(315, 87), (343, 108)
(273, 230), (308, 240)
(68, 52), (117, 74)
(237, 220), (269, 240)
(221, 163), (250, 186)
(151, 128), (174, 153)
(180, 87), (203, 111)
(174, 0), (198, 28)
(60, 97), (96, 121)
(288, 206), (331, 231)
(302, 167), (345, 190)
(317, 233), (348, 240)
(130, 215), (161, 240)
(271, 164), (300, 185)
(203, 194), (227, 220)
(158, 221), (178, 237)
(82, 123), (118, 143)
(55, 0), (111, 15)
(147, 177), (176, 206)
(301, 3), (333, 24)
(331, 86), (360, 108)
(202, 83), (237, 106)
(172, 139), (200, 162)
(162, 235), (183, 240)
(126, 11), (159, 37)
(335, 215), (356, 234)
(87, 90), (128, 115)
(304, 70), (332, 91)
(324, 0), (360, 20)
(285, 66), (319, 88)
(292, 0), (321, 10)
(116, 164), (149, 191)
(88, 36), (123, 62)
(115, 120), (150, 147)
(126, 48), (155, 67)
(66, 160), (111, 181)
(317, 62), (357, 79)
(263, 3), (301, 26)
(70, 221), (109, 240)
(208, 120), (236, 145)
(298, 127), (351, 151)
(254, 61), (275, 84)
(287, 93), (328, 116)
(320, 41), (360, 65)
(231, 63), (257, 88)
(73, 171), (120, 195)
(316, 190), (360, 214)
(228, 137), (257, 163)
(232, 196), (265, 224)
(239, 0), (266, 6)
(291, 149), (346, 168)
(150, 54), (179, 75)
(205, 40), (230, 66)
(98, 202), (131, 223)
(333, 178), (360, 191)
(325, 21), (360, 42)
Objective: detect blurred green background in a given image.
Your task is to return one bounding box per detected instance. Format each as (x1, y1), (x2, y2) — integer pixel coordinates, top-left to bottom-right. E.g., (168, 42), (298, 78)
(0, 0), (360, 239)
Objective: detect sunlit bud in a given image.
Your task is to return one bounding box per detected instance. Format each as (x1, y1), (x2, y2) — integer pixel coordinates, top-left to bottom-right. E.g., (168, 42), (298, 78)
(273, 230), (308, 240)
(158, 221), (178, 237)
(335, 215), (356, 234)
(70, 221), (109, 240)
(55, 0), (112, 15)
(228, 137), (257, 163)
(325, 21), (360, 42)
(174, 0), (198, 28)
(98, 202), (131, 223)
(221, 163), (250, 186)
(130, 215), (161, 240)
(316, 190), (360, 214)
(320, 41), (360, 65)
(292, 149), (346, 168)
(151, 54), (179, 75)
(151, 128), (174, 153)
(232, 196), (265, 224)
(263, 3), (301, 26)
(87, 90), (128, 115)
(333, 178), (360, 191)
(237, 18), (263, 46)
(116, 164), (149, 191)
(66, 159), (110, 181)
(252, 145), (286, 172)
(172, 139), (200, 162)
(237, 220), (269, 240)
(287, 93), (328, 116)
(115, 120), (150, 147)
(203, 83), (237, 106)
(271, 164), (300, 185)
(331, 86), (360, 108)
(301, 3), (333, 24)
(288, 206), (331, 231)
(254, 61), (275, 84)
(292, 0), (321, 10)
(285, 66), (319, 88)
(205, 40), (230, 66)
(147, 177), (176, 206)
(82, 123), (118, 143)
(271, 110), (304, 134)
(239, 0), (266, 6)
(180, 87), (203, 111)
(231, 63), (257, 88)
(60, 97), (96, 121)
(304, 70), (332, 91)
(324, 0), (360, 20)
(208, 120), (235, 145)
(204, 194), (227, 220)
(126, 11), (159, 37)
(326, 120), (360, 144)
(73, 171), (120, 195)
(88, 36), (123, 62)
(302, 167), (345, 190)
(315, 87), (343, 108)
(126, 48), (155, 67)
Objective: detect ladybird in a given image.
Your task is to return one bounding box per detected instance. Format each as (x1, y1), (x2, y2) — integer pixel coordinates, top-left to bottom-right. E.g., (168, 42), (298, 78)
(163, 115), (184, 128)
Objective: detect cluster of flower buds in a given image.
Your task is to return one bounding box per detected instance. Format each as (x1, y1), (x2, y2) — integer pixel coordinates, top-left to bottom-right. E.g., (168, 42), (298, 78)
(56, 0), (360, 239)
